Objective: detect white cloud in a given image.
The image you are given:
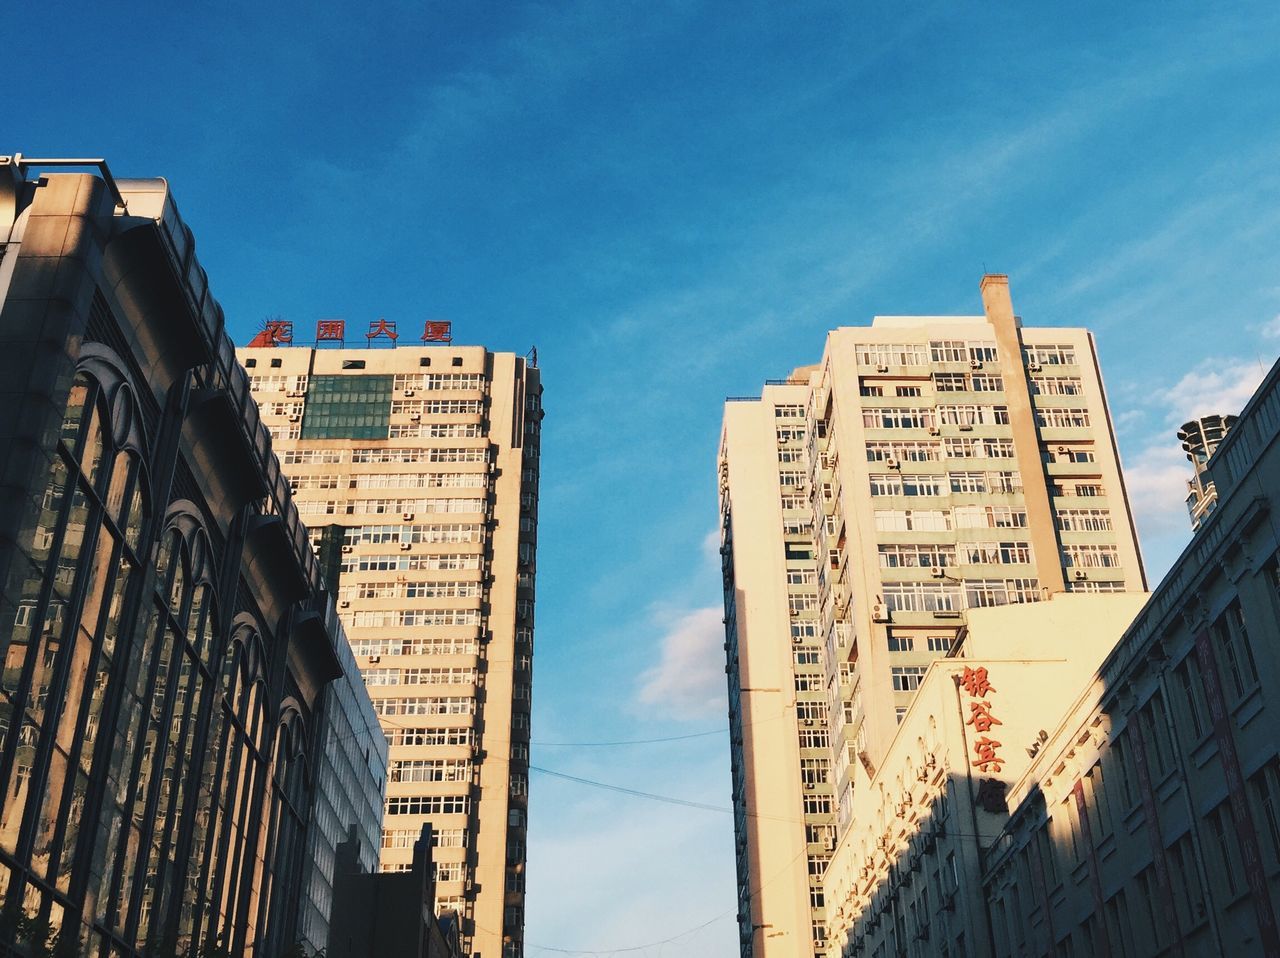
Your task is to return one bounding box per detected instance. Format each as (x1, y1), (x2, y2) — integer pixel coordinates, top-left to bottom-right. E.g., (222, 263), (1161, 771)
(1121, 442), (1192, 541)
(1261, 314), (1280, 340)
(701, 527), (722, 566)
(1152, 357), (1268, 426)
(636, 607), (727, 720)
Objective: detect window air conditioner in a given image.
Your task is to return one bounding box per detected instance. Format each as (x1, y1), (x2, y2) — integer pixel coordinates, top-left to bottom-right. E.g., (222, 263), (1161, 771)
(969, 359), (983, 369)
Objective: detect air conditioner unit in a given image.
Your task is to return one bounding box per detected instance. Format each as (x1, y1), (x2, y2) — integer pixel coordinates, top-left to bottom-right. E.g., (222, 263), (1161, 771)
(824, 835), (835, 852)
(926, 426), (941, 436)
(400, 542), (413, 551)
(287, 414), (300, 422)
(1057, 445), (1070, 454)
(403, 388), (416, 397)
(338, 599), (350, 608)
(930, 566), (946, 578)
(789, 609), (799, 617)
(1074, 569), (1088, 580)
(410, 413), (421, 422)
(277, 382), (288, 391)
(368, 655), (380, 663)
(802, 718), (815, 727)
(876, 364), (890, 373)
(958, 423), (973, 432)
(341, 545), (353, 553)
(402, 511), (415, 521)
(805, 782), (815, 790)
(1028, 360), (1043, 372)
(872, 604), (889, 623)
(792, 633), (804, 645)
(886, 457), (901, 469)
(969, 359), (983, 369)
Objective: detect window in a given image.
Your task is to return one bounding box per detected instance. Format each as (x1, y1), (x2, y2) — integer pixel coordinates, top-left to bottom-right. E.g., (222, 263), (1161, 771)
(887, 633), (915, 652)
(1213, 601), (1259, 698)
(954, 505), (1027, 528)
(1174, 660), (1206, 740)
(863, 407), (935, 430)
(1024, 344), (1078, 366)
(891, 666), (927, 691)
(874, 509), (951, 532)
(882, 582), (962, 612)
(896, 386), (923, 397)
(858, 343), (930, 366)
(927, 635), (952, 653)
(1251, 758), (1280, 869)
(860, 384), (884, 397)
(1055, 508), (1113, 532)
(1035, 407), (1092, 429)
(1206, 802), (1240, 897)
(1030, 376), (1084, 396)
(930, 341), (967, 363)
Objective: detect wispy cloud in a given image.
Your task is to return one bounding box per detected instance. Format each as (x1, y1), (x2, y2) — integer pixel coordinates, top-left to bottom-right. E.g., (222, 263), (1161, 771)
(1153, 357), (1268, 425)
(636, 607), (726, 720)
(1260, 314), (1280, 340)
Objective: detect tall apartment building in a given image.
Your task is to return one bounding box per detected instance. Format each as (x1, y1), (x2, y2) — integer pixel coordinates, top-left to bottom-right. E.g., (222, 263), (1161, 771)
(237, 339), (542, 958)
(717, 275), (1145, 957)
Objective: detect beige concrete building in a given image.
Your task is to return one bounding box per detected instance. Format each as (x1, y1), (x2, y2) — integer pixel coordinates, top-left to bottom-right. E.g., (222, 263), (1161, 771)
(237, 338), (542, 958)
(820, 594), (1148, 957)
(825, 356), (1280, 958)
(718, 275), (1145, 956)
(720, 380), (833, 957)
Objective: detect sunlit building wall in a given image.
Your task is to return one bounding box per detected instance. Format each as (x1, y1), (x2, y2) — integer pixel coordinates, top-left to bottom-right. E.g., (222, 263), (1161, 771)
(237, 341), (542, 958)
(0, 162), (381, 957)
(820, 594), (1148, 957)
(982, 356), (1280, 957)
(720, 380), (833, 957)
(718, 275), (1145, 956)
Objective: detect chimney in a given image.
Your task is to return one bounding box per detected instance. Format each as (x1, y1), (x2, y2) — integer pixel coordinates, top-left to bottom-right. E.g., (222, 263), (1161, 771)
(979, 274), (1018, 333)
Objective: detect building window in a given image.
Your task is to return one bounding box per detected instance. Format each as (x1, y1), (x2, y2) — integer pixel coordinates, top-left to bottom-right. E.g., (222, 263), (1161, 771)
(1212, 601), (1259, 699)
(891, 666), (927, 692)
(300, 374), (393, 439)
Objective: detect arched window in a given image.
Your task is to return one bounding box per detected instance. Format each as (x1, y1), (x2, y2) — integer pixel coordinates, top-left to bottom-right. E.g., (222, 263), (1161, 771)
(0, 353), (151, 941)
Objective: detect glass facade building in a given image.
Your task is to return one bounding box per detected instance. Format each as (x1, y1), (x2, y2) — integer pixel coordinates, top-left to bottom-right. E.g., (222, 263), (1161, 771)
(0, 161), (384, 957)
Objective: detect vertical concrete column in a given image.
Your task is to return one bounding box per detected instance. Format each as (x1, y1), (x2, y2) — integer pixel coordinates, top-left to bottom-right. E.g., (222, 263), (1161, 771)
(979, 275), (1066, 596)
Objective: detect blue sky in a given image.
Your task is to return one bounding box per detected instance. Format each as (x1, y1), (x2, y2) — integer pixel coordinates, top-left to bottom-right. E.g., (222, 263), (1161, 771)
(13, 1), (1280, 953)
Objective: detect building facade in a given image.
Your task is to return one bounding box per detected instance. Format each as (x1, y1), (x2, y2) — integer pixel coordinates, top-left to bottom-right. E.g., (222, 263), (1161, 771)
(820, 594), (1148, 957)
(236, 339), (542, 958)
(718, 275), (1145, 955)
(1177, 413), (1235, 530)
(823, 357), (1280, 957)
(982, 356), (1280, 958)
(0, 159), (383, 957)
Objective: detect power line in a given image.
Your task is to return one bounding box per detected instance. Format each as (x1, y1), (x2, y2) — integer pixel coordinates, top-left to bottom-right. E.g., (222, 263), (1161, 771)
(529, 765), (730, 814)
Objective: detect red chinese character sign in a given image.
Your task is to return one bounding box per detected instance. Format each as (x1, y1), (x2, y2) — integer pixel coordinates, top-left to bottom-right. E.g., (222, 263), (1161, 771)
(246, 319), (293, 348)
(366, 318), (398, 345)
(316, 319), (346, 344)
(421, 321), (452, 343)
(958, 666), (1006, 781)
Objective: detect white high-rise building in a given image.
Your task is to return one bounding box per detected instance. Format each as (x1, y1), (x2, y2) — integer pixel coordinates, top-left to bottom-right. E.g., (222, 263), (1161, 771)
(717, 275), (1145, 956)
(239, 339), (542, 958)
